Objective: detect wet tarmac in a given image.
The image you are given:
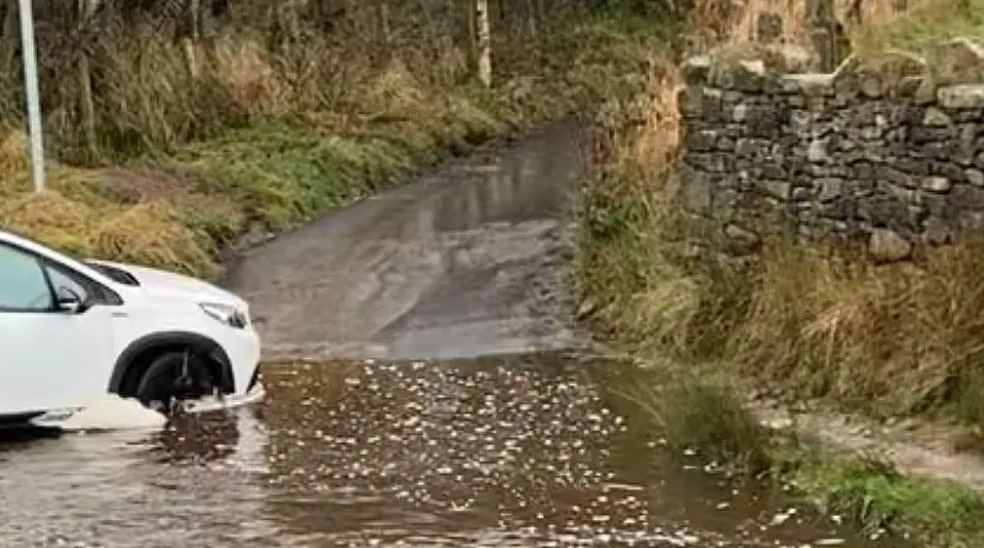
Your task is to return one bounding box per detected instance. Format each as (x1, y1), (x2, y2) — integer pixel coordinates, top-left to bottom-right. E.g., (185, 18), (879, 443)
(0, 356), (898, 547)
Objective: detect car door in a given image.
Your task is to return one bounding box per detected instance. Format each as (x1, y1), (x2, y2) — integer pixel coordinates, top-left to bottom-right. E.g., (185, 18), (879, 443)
(0, 242), (117, 414)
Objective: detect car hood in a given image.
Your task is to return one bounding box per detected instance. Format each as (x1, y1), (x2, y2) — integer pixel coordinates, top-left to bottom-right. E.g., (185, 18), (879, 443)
(88, 260), (245, 307)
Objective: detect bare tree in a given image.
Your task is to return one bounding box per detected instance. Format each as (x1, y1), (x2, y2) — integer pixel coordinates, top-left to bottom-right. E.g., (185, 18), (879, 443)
(476, 0), (491, 86)
(77, 0), (100, 159)
(179, 0), (201, 79)
(377, 0), (391, 46)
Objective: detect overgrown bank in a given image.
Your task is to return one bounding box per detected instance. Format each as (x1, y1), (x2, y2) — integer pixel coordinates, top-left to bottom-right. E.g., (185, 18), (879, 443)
(575, 2), (984, 546)
(1, 3), (673, 278)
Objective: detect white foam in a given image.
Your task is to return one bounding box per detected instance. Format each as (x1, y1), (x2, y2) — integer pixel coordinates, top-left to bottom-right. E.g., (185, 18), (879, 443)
(28, 385), (265, 432)
(35, 394), (168, 432)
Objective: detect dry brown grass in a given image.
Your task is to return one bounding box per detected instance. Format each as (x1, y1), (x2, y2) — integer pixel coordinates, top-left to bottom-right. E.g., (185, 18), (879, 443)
(0, 190), (213, 276)
(576, 61), (694, 352)
(730, 241), (984, 418)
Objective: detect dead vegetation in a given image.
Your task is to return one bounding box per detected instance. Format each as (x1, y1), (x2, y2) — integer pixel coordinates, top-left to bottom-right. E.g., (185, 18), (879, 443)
(0, 1), (669, 276)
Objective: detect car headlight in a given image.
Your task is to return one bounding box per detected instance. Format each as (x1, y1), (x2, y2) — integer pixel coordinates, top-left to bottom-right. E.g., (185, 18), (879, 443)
(200, 302), (249, 329)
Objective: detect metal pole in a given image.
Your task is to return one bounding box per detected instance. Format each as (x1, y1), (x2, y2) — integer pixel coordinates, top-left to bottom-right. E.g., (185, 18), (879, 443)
(18, 0), (44, 192)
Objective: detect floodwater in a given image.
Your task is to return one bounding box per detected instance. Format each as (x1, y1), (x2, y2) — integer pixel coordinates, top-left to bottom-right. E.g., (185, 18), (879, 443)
(1, 122), (901, 546)
(223, 120), (588, 362)
(0, 355), (897, 547)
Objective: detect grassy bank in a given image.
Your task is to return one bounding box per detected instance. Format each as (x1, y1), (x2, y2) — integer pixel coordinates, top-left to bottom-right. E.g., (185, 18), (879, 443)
(2, 6), (673, 278)
(575, 21), (984, 545)
(611, 364), (984, 546)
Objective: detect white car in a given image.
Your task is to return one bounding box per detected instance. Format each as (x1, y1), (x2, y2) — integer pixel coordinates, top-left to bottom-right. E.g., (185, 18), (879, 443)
(0, 229), (263, 429)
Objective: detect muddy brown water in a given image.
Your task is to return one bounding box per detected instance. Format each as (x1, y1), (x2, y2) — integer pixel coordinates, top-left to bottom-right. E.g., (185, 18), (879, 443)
(0, 356), (898, 547)
(1, 122), (901, 546)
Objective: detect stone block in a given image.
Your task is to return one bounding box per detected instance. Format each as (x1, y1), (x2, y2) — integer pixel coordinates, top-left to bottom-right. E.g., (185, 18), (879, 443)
(686, 129), (719, 152)
(924, 216), (953, 245)
(923, 106), (952, 127)
(780, 73), (835, 96)
(922, 176), (952, 193)
(869, 228), (912, 262)
(818, 178), (844, 202)
(808, 138), (829, 163)
(682, 55), (712, 83)
(938, 84), (984, 109)
(950, 184), (984, 210)
(682, 170), (713, 214)
(959, 210), (984, 233)
(687, 153), (729, 173)
(967, 168), (984, 187)
(757, 179), (792, 200)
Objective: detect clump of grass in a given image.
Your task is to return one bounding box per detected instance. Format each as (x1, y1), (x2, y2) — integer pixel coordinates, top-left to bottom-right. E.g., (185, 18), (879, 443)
(615, 364), (771, 471)
(0, 189), (216, 276)
(90, 202), (217, 278)
(775, 445), (984, 546)
(0, 191), (96, 255)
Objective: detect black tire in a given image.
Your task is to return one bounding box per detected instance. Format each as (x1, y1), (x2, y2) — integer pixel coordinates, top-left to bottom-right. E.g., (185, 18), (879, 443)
(135, 351), (216, 413)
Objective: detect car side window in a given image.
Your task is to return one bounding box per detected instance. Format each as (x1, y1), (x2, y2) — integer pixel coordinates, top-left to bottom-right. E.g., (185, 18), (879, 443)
(0, 244), (53, 312)
(46, 264), (90, 304)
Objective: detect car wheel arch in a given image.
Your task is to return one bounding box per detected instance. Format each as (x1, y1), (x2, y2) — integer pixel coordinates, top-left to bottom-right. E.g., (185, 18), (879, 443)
(109, 332), (235, 398)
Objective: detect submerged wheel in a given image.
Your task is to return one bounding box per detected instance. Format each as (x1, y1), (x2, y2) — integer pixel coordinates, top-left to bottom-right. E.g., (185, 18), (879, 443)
(135, 352), (216, 413)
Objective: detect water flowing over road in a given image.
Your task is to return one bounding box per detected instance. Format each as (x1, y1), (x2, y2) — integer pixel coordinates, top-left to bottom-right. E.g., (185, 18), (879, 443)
(0, 121), (897, 547)
(224, 120), (587, 362)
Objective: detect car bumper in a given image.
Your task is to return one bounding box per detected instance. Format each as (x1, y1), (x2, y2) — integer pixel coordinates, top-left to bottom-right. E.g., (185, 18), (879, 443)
(223, 325), (262, 395)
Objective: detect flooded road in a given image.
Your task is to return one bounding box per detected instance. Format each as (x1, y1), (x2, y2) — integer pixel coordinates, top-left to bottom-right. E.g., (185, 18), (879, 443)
(224, 120), (587, 362)
(1, 123), (899, 546)
(0, 356), (893, 547)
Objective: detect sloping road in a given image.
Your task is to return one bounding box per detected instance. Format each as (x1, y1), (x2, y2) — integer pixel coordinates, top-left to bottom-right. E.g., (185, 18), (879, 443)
(224, 120), (588, 361)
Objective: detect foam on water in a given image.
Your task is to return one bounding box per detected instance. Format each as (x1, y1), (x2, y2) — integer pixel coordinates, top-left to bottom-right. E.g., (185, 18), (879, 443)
(45, 394), (168, 432)
(27, 385), (265, 432)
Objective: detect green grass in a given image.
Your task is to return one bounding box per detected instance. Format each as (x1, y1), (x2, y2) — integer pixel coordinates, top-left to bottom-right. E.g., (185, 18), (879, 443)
(169, 124), (416, 230)
(612, 363), (771, 471)
(775, 444), (984, 547)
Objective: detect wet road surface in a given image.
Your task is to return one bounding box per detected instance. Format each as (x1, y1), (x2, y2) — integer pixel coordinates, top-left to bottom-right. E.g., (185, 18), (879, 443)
(0, 123), (900, 546)
(224, 120), (586, 362)
(0, 356), (895, 547)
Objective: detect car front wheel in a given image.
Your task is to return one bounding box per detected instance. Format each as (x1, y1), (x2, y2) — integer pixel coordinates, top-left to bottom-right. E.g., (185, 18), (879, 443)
(135, 352), (216, 413)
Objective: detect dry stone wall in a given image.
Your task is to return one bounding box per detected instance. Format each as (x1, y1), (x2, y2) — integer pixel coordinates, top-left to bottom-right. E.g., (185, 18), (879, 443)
(678, 40), (984, 261)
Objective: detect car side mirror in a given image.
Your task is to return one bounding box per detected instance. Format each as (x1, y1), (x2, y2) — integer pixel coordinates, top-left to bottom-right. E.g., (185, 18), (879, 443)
(56, 286), (88, 314)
